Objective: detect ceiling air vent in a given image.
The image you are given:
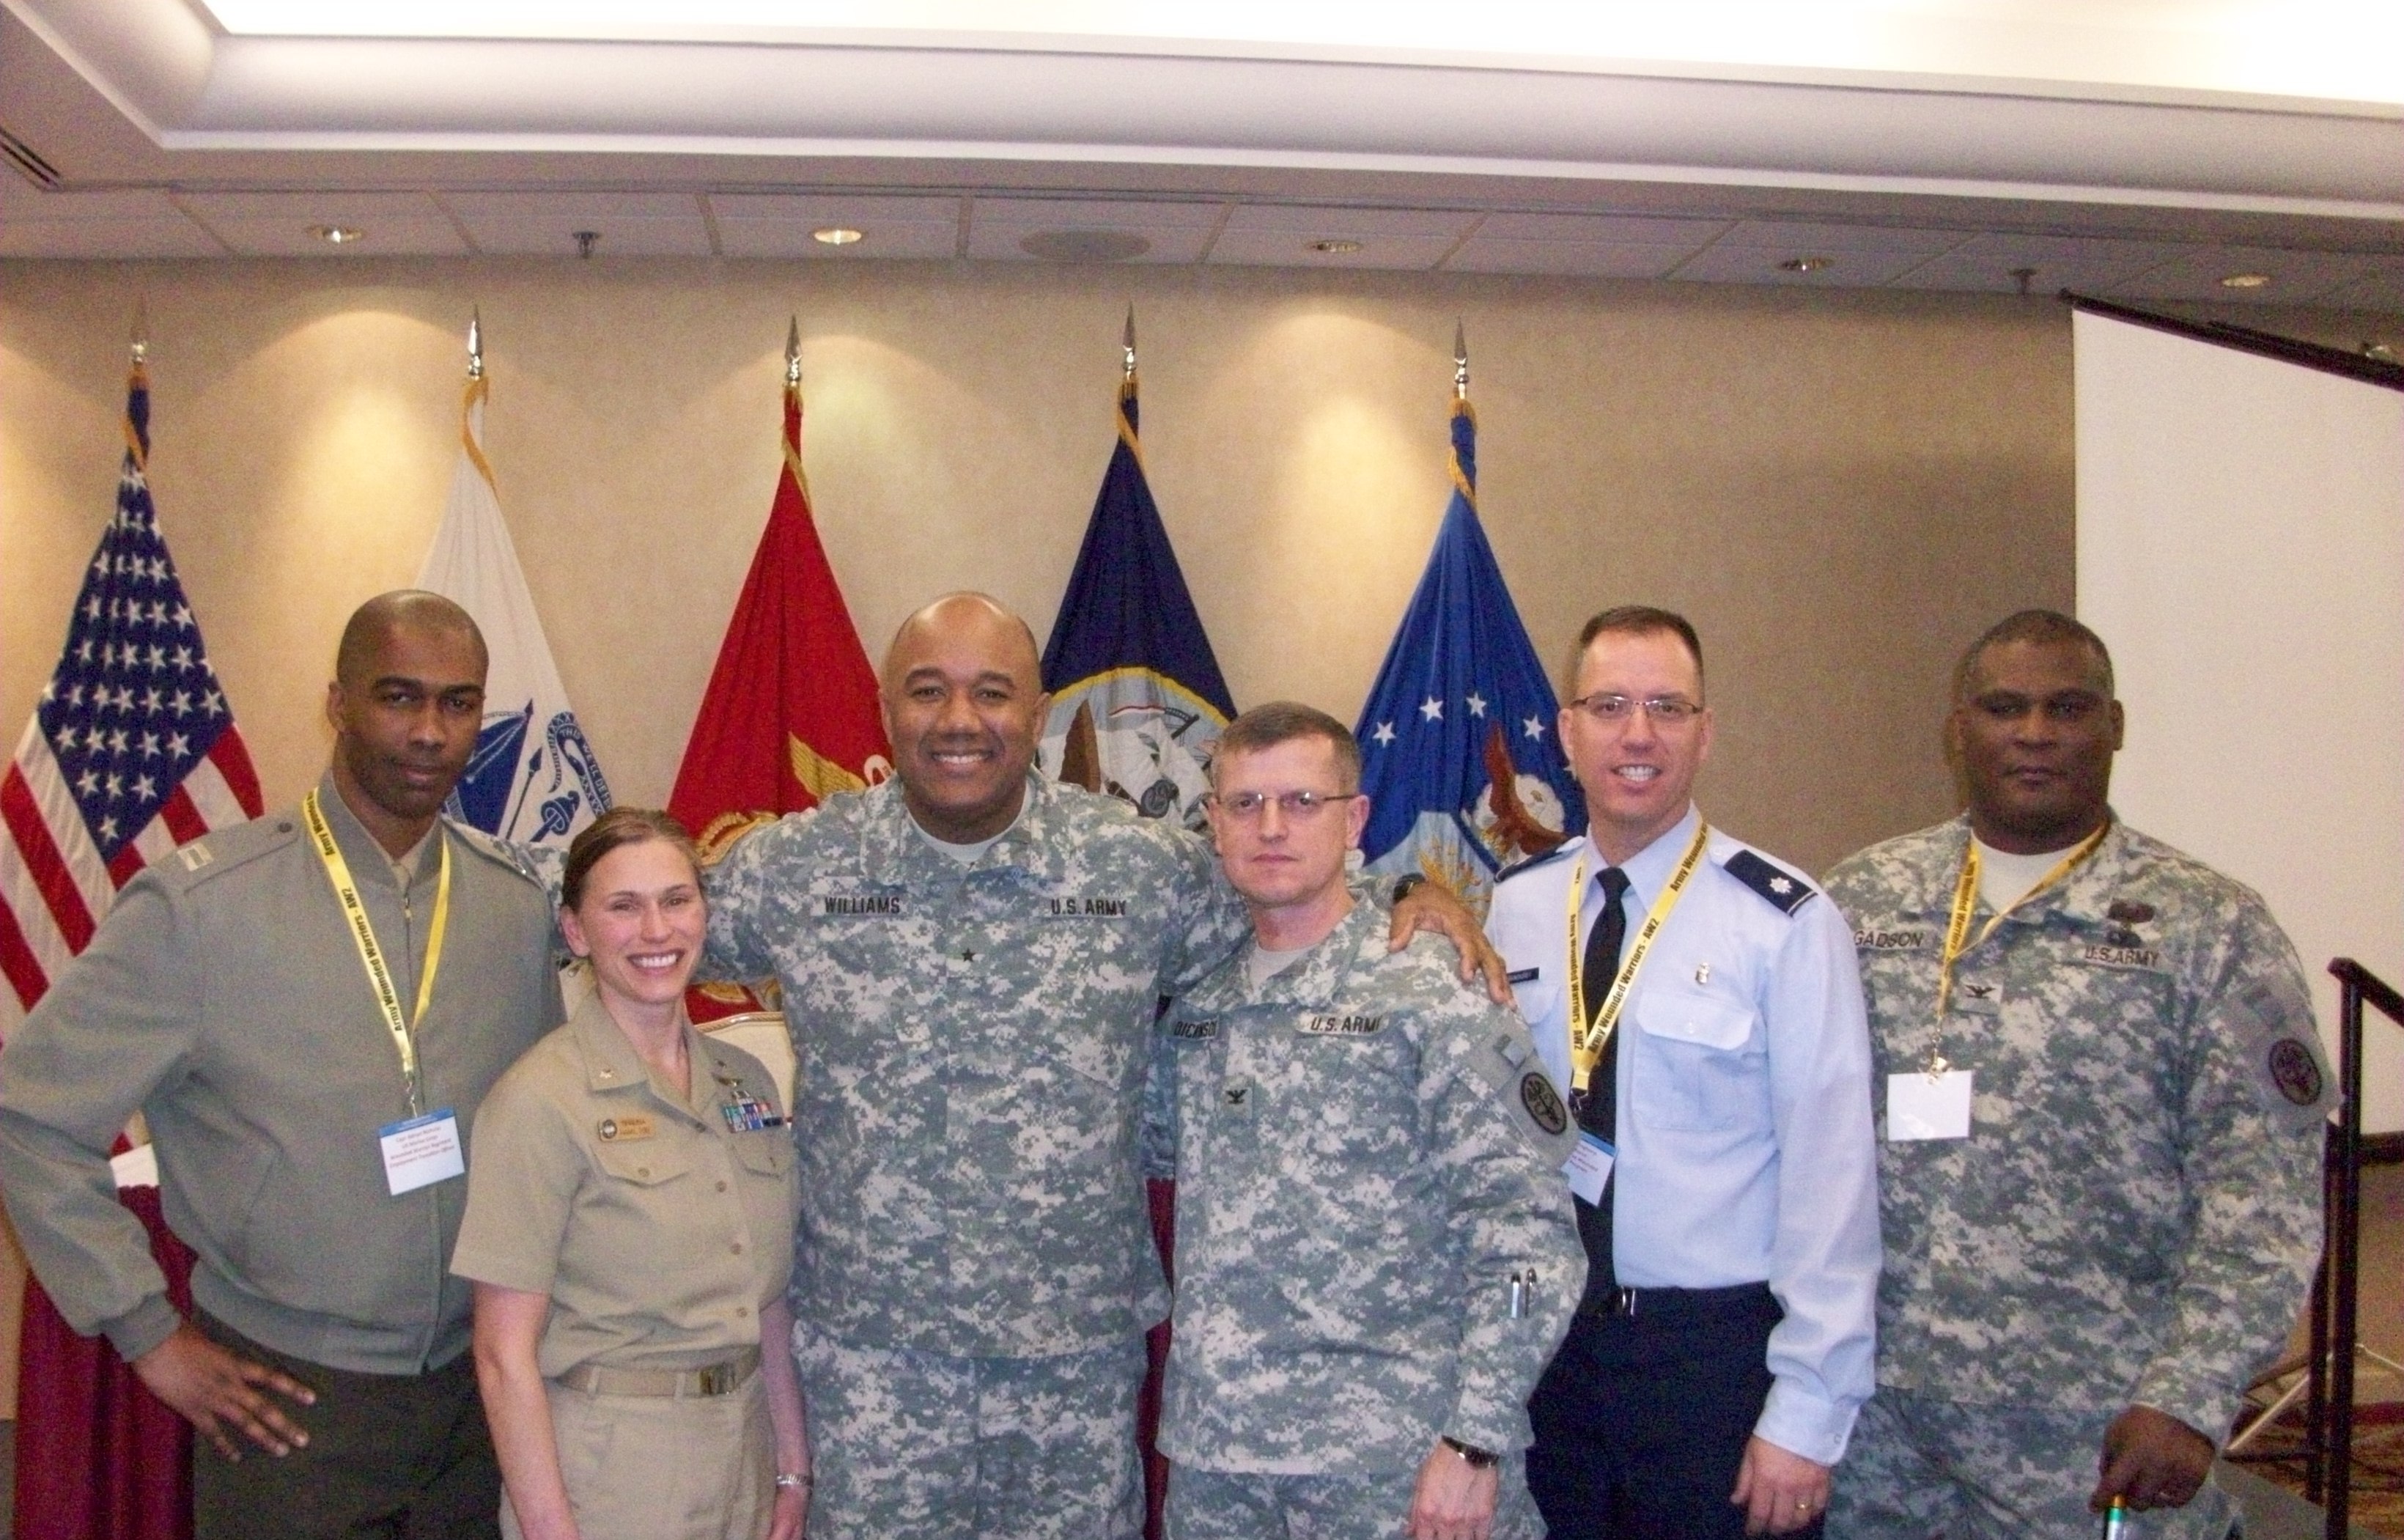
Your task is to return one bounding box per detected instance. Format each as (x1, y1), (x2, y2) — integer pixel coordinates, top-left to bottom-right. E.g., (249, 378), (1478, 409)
(0, 124), (64, 189)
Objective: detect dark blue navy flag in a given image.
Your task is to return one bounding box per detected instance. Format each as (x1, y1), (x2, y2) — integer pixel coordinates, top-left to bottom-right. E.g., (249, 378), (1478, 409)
(1040, 361), (1234, 833)
(1355, 395), (1582, 915)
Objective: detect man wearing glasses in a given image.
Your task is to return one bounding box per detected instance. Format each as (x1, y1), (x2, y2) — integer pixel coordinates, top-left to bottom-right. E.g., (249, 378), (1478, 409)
(1486, 606), (1880, 1539)
(1150, 701), (1585, 1540)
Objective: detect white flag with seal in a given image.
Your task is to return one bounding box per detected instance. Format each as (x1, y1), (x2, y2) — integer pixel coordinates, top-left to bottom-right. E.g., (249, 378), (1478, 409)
(414, 364), (611, 848)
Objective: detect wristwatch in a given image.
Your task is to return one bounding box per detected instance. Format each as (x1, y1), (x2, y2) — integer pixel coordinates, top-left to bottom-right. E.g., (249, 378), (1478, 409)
(1390, 873), (1427, 905)
(1439, 1435), (1500, 1469)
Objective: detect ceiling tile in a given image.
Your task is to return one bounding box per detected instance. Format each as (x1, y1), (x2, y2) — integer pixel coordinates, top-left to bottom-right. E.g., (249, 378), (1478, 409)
(1443, 239), (1700, 279)
(1207, 230), (1459, 269)
(1711, 220), (1972, 256)
(966, 199), (1222, 264)
(1475, 212), (1732, 246)
(712, 194), (961, 259)
(441, 191), (709, 255)
(2314, 270), (2404, 315)
(2106, 244), (2374, 305)
(178, 191), (468, 257)
(1672, 243), (1934, 286)
(0, 218), (224, 258)
(1221, 205), (1479, 239)
(1893, 234), (2197, 295)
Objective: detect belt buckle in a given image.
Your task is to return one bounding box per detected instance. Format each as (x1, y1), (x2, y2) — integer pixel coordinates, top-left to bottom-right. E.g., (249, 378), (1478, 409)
(694, 1363), (733, 1396)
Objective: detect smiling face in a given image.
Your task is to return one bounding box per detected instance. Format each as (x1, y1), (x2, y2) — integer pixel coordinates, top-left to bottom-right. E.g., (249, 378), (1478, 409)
(325, 615), (487, 856)
(880, 595), (1050, 844)
(559, 836), (706, 1019)
(1206, 734), (1368, 939)
(1560, 625), (1714, 865)
(1950, 635), (2123, 853)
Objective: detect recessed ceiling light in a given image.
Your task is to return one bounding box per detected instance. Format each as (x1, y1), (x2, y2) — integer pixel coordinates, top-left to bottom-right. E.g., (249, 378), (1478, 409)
(1307, 238), (1363, 254)
(1778, 255), (1836, 273)
(2220, 272), (2272, 289)
(813, 227), (864, 246)
(309, 224), (364, 245)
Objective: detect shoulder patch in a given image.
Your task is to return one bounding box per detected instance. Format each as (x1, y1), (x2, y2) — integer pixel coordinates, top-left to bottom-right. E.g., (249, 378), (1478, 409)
(1722, 849), (1817, 915)
(446, 823), (553, 891)
(1495, 840), (1577, 886)
(1519, 1070), (1568, 1135)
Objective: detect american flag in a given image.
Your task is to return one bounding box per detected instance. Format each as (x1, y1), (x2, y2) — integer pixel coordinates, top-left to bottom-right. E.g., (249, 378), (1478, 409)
(0, 356), (262, 1039)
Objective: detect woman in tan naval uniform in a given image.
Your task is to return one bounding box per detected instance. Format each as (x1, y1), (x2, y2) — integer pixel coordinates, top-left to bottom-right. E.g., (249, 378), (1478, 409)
(454, 808), (806, 1540)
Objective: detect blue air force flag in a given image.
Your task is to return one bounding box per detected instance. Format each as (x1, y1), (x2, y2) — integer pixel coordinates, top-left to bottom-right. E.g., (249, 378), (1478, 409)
(1354, 398), (1582, 915)
(1039, 370), (1235, 833)
(414, 372), (611, 847)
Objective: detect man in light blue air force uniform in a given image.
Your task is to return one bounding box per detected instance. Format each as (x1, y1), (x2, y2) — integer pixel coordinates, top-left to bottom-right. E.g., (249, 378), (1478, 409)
(1484, 605), (1881, 1540)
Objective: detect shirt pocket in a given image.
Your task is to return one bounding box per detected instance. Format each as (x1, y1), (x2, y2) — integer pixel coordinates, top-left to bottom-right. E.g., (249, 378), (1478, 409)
(592, 1141), (694, 1190)
(1633, 983), (1763, 1132)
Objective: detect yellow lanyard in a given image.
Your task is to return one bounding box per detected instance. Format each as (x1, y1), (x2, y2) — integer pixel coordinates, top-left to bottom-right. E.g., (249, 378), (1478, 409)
(1563, 822), (1710, 1094)
(1933, 822), (2108, 1028)
(304, 789), (451, 1113)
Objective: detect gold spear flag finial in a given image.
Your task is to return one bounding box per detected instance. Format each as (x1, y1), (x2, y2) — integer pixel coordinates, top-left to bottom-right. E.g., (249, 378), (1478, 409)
(467, 308), (484, 380)
(786, 315), (803, 388)
(1453, 319), (1469, 401)
(1121, 306), (1137, 380)
(130, 296), (148, 364)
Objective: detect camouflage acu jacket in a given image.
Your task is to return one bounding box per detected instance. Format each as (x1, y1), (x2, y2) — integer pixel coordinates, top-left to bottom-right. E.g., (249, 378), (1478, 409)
(1151, 901), (1585, 1474)
(704, 774), (1241, 1357)
(1824, 814), (2329, 1437)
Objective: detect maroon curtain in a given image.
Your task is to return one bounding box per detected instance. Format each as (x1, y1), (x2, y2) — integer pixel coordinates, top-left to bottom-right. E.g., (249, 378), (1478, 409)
(15, 1182), (194, 1540)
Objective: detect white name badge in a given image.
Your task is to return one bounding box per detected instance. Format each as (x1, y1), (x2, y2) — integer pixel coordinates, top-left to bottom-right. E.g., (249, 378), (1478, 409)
(1563, 1130), (1616, 1206)
(1887, 1070), (1975, 1142)
(378, 1108), (465, 1195)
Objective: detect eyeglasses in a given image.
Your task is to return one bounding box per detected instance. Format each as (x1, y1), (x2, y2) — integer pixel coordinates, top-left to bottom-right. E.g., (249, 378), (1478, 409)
(1565, 693), (1704, 726)
(1206, 789), (1362, 820)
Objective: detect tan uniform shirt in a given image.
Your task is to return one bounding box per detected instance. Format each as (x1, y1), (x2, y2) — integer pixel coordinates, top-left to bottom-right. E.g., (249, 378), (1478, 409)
(452, 992), (799, 1377)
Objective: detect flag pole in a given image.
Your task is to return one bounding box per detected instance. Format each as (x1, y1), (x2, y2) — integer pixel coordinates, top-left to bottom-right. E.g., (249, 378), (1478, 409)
(786, 315), (802, 390)
(130, 297), (147, 365)
(467, 308), (483, 380)
(1453, 319), (1469, 401)
(1122, 306), (1137, 381)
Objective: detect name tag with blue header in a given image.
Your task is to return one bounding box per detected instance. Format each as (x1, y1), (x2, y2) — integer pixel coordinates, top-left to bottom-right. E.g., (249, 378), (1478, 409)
(1564, 1130), (1615, 1205)
(378, 1108), (464, 1196)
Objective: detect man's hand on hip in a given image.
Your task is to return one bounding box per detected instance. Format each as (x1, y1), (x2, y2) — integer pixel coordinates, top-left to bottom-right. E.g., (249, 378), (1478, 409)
(133, 1322), (317, 1460)
(1730, 1434), (1829, 1536)
(2093, 1404), (2215, 1512)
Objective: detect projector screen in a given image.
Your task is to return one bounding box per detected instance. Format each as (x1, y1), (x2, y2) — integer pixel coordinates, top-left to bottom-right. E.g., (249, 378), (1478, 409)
(2076, 306), (2404, 1133)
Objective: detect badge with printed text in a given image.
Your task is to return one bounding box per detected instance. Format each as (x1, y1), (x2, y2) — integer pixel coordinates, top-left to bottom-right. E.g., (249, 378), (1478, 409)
(378, 1108), (465, 1196)
(1563, 1132), (1615, 1205)
(596, 1115), (657, 1143)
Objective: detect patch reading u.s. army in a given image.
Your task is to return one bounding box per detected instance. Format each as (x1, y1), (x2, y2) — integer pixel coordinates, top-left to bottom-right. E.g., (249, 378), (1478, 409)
(1170, 1017), (1220, 1042)
(822, 894), (904, 916)
(2268, 1039), (2325, 1107)
(596, 1115), (656, 1143)
(1047, 896), (1132, 917)
(1300, 1013), (1386, 1036)
(1519, 1072), (1568, 1135)
(1724, 850), (1816, 915)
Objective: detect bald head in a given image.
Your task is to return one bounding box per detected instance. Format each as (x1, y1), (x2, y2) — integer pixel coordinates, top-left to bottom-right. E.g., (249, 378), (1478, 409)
(879, 592), (1050, 844)
(336, 591), (487, 690)
(881, 592), (1041, 691)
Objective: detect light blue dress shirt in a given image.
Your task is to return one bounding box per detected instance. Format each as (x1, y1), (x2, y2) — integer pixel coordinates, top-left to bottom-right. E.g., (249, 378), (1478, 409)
(1484, 805), (1881, 1466)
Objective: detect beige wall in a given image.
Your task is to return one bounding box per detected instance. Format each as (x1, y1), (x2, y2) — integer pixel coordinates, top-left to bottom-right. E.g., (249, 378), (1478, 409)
(4, 257), (2079, 876)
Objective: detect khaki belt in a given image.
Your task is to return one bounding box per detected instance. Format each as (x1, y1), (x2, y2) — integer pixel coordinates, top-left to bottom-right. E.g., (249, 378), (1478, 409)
(555, 1346), (761, 1399)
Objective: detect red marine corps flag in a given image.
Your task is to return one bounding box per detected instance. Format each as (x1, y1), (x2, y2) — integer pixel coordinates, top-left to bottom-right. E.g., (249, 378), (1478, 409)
(2, 337), (262, 1540)
(668, 320), (890, 1031)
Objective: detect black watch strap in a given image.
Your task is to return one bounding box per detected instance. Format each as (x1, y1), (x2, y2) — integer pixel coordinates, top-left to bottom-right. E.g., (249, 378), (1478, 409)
(1390, 873), (1427, 905)
(1439, 1434), (1500, 1469)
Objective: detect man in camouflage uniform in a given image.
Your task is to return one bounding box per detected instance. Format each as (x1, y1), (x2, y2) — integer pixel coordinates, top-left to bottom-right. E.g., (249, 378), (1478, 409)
(704, 594), (1497, 1540)
(1822, 610), (2329, 1539)
(1151, 703), (1584, 1540)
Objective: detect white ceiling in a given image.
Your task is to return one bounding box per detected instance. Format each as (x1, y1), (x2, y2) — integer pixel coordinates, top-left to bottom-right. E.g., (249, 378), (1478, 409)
(4, 0), (2400, 313)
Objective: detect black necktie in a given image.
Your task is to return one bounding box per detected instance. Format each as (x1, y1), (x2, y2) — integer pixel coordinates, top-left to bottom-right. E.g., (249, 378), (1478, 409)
(1575, 866), (1631, 1303)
